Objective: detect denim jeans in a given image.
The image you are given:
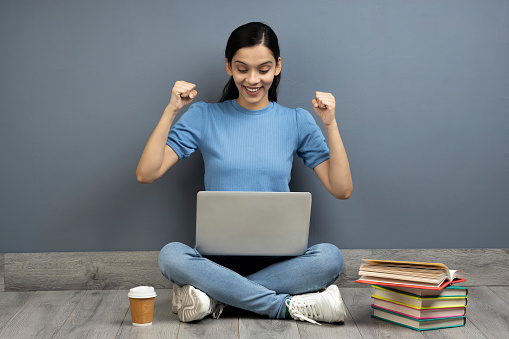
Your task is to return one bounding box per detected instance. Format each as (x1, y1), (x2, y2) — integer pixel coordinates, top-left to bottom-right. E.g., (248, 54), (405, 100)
(158, 242), (343, 319)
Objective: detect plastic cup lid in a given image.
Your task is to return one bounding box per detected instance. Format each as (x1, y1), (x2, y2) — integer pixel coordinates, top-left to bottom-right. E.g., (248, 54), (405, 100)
(128, 286), (157, 298)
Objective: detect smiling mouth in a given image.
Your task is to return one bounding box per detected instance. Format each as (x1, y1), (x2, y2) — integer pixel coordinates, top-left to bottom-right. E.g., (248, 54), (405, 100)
(244, 86), (262, 93)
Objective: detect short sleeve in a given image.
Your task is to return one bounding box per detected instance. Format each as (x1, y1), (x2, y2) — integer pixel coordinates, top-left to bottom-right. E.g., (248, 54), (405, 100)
(296, 108), (330, 169)
(166, 102), (207, 159)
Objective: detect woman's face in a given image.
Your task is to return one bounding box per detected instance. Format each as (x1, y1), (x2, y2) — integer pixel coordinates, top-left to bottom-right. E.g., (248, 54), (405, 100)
(226, 44), (281, 110)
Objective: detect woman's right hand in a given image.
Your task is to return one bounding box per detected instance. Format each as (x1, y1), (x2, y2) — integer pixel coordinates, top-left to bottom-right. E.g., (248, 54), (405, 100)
(166, 81), (198, 115)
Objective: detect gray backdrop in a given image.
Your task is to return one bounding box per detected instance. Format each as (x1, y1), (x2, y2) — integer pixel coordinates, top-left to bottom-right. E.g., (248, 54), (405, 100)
(1, 0), (508, 253)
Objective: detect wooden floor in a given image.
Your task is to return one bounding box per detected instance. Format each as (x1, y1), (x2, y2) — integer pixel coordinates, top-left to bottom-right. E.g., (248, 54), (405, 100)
(0, 286), (508, 338)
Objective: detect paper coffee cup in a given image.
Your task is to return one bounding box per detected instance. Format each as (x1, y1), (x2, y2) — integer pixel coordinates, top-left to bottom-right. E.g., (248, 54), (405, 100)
(128, 286), (157, 326)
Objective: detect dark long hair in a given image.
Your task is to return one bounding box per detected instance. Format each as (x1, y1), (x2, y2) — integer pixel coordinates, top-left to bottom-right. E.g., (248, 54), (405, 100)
(219, 22), (281, 103)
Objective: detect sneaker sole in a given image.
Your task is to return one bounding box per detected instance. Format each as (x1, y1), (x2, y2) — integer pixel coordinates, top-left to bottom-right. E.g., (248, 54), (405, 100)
(178, 285), (203, 322)
(337, 290), (347, 322)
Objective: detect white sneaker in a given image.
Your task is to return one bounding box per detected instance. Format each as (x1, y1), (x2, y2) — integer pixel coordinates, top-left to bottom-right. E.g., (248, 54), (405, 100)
(178, 285), (225, 322)
(286, 285), (347, 325)
(171, 283), (182, 314)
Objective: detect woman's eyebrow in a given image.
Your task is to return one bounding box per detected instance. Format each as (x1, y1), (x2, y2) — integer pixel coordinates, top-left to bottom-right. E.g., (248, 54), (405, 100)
(234, 60), (273, 66)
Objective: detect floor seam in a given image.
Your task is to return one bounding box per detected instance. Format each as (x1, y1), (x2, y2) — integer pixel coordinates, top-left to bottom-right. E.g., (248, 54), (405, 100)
(51, 290), (87, 339)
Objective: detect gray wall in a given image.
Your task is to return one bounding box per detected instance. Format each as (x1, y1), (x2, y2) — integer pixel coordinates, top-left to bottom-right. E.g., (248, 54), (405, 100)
(1, 0), (508, 253)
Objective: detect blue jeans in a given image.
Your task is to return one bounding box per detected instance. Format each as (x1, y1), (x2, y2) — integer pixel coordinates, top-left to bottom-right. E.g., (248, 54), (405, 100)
(158, 242), (343, 319)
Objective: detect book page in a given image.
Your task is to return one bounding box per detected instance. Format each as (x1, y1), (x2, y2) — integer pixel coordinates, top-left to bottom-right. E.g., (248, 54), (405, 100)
(359, 271), (445, 284)
(358, 275), (448, 287)
(448, 270), (463, 281)
(360, 264), (444, 278)
(362, 259), (449, 270)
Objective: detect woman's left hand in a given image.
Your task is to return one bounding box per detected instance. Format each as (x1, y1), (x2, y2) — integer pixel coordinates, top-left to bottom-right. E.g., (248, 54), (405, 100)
(312, 91), (336, 126)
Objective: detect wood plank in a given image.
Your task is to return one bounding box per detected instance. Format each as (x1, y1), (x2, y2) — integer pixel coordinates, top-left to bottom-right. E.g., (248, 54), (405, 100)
(116, 288), (180, 339)
(463, 286), (509, 338)
(297, 316), (362, 338)
(0, 287), (507, 338)
(0, 290), (85, 338)
(4, 251), (171, 291)
(238, 311), (299, 339)
(488, 286), (509, 306)
(5, 249), (509, 291)
(297, 287), (362, 338)
(0, 253), (4, 291)
(177, 305), (238, 339)
(341, 287), (425, 338)
(53, 290), (129, 339)
(0, 291), (34, 330)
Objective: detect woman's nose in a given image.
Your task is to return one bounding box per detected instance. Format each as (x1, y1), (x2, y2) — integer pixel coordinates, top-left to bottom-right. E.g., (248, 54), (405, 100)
(247, 71), (259, 84)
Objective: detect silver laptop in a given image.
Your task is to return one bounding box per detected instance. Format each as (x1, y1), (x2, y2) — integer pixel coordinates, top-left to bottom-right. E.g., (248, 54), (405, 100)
(195, 191), (312, 256)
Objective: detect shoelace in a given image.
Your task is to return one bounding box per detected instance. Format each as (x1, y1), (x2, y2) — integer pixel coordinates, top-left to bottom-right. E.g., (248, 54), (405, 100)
(285, 299), (321, 326)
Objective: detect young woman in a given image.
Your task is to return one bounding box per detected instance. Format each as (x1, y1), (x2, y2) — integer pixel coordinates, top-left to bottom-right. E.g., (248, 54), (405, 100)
(136, 22), (352, 325)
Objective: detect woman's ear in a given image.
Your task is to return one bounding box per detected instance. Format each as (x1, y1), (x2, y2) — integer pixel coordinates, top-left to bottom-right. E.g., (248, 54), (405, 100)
(275, 57), (282, 76)
(225, 59), (233, 76)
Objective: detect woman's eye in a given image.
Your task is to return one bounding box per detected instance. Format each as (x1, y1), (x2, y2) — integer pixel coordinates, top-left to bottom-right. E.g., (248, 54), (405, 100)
(260, 70), (269, 74)
(238, 69), (247, 73)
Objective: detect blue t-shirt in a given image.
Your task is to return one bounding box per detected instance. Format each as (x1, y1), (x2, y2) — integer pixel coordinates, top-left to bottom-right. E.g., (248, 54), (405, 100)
(167, 99), (330, 192)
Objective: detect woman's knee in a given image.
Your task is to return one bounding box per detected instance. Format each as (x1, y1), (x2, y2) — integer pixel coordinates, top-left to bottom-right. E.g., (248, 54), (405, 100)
(158, 242), (194, 281)
(312, 243), (344, 277)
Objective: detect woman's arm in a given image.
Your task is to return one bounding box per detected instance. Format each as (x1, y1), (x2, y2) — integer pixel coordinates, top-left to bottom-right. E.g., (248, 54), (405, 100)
(136, 81), (197, 183)
(312, 92), (353, 199)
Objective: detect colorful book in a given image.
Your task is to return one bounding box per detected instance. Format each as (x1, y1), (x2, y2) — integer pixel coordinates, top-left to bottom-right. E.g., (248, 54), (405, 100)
(381, 284), (468, 297)
(356, 259), (466, 290)
(371, 298), (466, 319)
(372, 307), (466, 331)
(371, 285), (468, 308)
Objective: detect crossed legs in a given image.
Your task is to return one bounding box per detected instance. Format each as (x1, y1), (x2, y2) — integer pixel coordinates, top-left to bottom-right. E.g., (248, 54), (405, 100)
(158, 242), (343, 319)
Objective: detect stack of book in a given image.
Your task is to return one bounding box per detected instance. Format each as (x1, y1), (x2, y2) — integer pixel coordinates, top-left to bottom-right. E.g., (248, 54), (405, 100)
(356, 259), (468, 331)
